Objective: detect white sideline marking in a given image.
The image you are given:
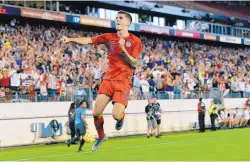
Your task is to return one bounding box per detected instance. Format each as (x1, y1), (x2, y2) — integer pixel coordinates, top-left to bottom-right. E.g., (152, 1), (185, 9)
(8, 132), (250, 162)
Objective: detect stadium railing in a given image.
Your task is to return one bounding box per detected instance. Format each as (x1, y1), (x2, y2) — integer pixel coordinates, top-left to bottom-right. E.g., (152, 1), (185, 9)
(0, 87), (92, 105)
(0, 87), (249, 103)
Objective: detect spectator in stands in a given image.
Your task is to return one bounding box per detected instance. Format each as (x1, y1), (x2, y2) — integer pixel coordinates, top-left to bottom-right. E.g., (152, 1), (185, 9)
(0, 68), (10, 88)
(240, 106), (249, 127)
(9, 67), (21, 92)
(1, 20), (250, 103)
(218, 108), (228, 129)
(233, 107), (242, 127)
(133, 72), (142, 99)
(227, 108), (235, 128)
(141, 75), (150, 99)
(148, 75), (156, 96)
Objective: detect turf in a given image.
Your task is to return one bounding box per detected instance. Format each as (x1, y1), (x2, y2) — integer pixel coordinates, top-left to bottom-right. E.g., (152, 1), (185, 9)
(0, 128), (250, 161)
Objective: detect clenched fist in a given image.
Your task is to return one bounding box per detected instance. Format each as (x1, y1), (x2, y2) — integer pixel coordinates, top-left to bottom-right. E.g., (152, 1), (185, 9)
(61, 36), (71, 43)
(119, 38), (125, 49)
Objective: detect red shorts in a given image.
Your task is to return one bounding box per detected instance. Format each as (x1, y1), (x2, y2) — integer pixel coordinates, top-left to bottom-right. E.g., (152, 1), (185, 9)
(98, 79), (131, 107)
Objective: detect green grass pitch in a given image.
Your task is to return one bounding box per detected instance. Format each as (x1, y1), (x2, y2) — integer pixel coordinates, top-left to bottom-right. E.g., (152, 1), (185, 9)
(1, 128), (250, 161)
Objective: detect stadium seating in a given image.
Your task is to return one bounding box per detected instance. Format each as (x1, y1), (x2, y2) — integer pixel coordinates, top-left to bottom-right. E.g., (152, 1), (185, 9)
(158, 1), (250, 19)
(0, 21), (249, 103)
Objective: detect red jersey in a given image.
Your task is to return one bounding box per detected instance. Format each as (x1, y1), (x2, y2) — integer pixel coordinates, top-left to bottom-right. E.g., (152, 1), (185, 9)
(245, 99), (250, 107)
(91, 33), (142, 82)
(0, 77), (10, 87)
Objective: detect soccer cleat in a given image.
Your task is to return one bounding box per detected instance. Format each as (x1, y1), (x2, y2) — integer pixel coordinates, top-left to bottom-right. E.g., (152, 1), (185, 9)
(77, 149), (83, 152)
(66, 139), (71, 148)
(115, 120), (124, 131)
(91, 134), (108, 152)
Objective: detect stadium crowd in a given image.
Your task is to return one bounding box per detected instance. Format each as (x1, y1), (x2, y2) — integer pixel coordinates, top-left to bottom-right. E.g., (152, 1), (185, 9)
(0, 21), (250, 102)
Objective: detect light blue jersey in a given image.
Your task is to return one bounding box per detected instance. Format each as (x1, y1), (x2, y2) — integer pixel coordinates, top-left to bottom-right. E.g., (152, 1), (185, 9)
(74, 107), (86, 125)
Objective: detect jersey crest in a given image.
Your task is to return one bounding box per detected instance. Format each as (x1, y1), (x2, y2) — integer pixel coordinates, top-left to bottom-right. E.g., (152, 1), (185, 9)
(126, 40), (132, 47)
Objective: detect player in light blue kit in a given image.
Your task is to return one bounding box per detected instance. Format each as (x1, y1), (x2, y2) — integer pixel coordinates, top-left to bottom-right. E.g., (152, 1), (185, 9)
(66, 100), (88, 152)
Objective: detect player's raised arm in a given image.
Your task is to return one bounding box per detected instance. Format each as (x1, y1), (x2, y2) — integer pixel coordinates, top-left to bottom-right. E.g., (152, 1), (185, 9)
(61, 36), (92, 45)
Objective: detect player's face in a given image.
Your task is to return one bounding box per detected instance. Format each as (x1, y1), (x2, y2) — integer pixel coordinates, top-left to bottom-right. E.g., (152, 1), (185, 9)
(153, 98), (157, 103)
(115, 14), (130, 31)
(148, 99), (153, 105)
(81, 102), (87, 108)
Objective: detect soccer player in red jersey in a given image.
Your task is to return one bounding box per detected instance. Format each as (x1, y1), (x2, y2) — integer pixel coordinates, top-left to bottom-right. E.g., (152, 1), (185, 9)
(61, 10), (142, 151)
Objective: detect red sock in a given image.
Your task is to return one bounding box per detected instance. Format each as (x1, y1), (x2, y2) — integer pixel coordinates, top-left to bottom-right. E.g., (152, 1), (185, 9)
(94, 115), (105, 139)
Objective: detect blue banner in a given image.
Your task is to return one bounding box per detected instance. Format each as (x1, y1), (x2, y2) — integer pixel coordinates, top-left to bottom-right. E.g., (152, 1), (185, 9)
(111, 21), (116, 29)
(0, 5), (20, 16)
(135, 23), (140, 32)
(66, 15), (80, 24)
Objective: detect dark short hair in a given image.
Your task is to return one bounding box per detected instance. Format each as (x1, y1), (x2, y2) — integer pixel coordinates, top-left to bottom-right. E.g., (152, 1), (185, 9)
(199, 97), (202, 102)
(70, 102), (75, 110)
(118, 10), (132, 24)
(79, 100), (87, 106)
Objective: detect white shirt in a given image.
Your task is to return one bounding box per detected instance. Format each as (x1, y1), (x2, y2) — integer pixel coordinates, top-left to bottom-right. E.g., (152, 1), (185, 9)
(143, 55), (150, 64)
(220, 111), (226, 119)
(0, 60), (4, 69)
(188, 78), (196, 91)
(40, 84), (48, 96)
(93, 68), (102, 80)
(231, 81), (239, 92)
(235, 110), (242, 117)
(33, 72), (41, 89)
(140, 79), (150, 93)
(206, 79), (213, 90)
(0, 90), (5, 97)
(183, 73), (189, 83)
(10, 70), (21, 87)
(238, 81), (246, 91)
(244, 110), (249, 119)
(245, 84), (250, 93)
(21, 73), (32, 87)
(152, 70), (161, 79)
(48, 74), (57, 89)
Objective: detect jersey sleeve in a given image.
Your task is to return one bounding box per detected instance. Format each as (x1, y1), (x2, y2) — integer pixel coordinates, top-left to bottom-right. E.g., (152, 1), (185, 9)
(81, 109), (86, 116)
(91, 33), (109, 45)
(159, 105), (162, 112)
(131, 38), (142, 59)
